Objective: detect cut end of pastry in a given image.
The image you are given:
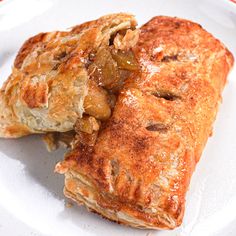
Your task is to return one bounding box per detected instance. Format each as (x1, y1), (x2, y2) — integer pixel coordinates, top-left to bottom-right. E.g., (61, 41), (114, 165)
(0, 13), (139, 138)
(0, 92), (32, 138)
(42, 14), (139, 148)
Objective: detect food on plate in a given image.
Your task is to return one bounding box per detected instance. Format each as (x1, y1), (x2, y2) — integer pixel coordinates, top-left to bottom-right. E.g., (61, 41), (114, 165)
(0, 13), (234, 229)
(55, 16), (234, 229)
(0, 13), (139, 138)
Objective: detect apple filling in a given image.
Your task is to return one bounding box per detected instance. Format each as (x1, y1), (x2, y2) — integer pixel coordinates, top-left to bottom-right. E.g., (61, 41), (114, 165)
(74, 45), (139, 148)
(43, 29), (139, 151)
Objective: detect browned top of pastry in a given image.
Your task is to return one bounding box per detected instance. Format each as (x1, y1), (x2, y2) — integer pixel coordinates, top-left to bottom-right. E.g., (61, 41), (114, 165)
(60, 16), (234, 228)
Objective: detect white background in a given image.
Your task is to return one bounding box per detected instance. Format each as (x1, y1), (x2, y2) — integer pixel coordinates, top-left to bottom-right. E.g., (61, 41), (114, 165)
(0, 0), (236, 235)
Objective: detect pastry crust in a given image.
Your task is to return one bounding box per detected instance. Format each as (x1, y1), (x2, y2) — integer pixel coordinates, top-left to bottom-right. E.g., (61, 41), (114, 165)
(56, 16), (234, 229)
(0, 13), (137, 137)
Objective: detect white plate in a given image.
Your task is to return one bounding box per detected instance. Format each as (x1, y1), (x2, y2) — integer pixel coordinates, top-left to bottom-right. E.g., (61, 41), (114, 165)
(0, 0), (236, 235)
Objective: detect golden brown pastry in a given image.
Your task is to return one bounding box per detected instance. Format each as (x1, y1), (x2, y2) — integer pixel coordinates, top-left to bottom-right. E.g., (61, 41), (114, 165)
(55, 16), (234, 229)
(0, 13), (138, 138)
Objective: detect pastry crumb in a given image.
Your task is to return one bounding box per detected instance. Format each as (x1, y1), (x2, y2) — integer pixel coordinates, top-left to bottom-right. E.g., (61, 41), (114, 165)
(65, 202), (73, 208)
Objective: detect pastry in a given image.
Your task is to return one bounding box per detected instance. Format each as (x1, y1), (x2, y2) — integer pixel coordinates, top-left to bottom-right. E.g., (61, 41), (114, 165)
(55, 16), (234, 229)
(0, 13), (139, 138)
(0, 13), (234, 229)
